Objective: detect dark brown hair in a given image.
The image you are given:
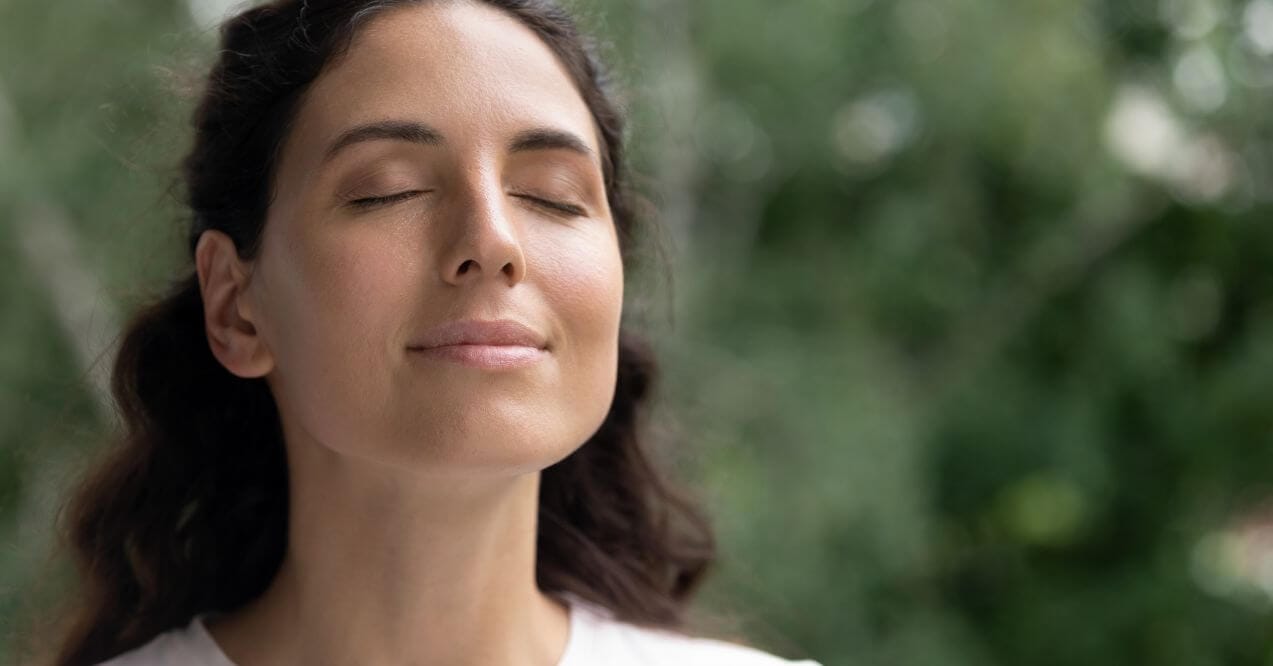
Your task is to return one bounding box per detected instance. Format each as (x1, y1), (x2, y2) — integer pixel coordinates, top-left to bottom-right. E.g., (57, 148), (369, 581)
(41, 1), (715, 663)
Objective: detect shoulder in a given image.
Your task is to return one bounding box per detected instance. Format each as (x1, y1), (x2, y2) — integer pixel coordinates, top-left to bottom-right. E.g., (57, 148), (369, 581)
(566, 597), (823, 666)
(95, 615), (232, 666)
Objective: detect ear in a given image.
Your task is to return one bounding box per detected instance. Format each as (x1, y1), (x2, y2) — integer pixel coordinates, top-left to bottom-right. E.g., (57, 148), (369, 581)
(194, 230), (275, 379)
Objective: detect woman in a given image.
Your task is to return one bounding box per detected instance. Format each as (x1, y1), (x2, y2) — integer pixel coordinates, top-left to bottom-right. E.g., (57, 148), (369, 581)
(40, 0), (822, 664)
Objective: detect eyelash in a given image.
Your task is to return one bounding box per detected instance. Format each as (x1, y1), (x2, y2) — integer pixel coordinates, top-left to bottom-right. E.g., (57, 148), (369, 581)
(349, 190), (427, 208)
(348, 191), (586, 217)
(516, 194), (587, 217)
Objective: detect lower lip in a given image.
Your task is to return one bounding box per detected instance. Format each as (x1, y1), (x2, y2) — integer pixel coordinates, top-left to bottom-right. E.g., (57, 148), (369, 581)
(408, 344), (547, 369)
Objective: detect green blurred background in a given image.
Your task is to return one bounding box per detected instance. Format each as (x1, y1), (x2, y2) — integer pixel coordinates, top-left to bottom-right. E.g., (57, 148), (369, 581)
(4, 0), (1273, 663)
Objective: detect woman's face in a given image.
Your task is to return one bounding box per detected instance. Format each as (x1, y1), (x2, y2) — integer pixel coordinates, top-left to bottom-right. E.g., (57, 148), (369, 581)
(242, 1), (623, 475)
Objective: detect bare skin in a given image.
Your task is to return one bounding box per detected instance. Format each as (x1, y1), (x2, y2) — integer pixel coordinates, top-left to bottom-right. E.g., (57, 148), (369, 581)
(193, 2), (624, 664)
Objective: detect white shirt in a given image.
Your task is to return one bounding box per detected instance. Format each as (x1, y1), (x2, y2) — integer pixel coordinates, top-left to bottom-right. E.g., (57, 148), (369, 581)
(97, 596), (823, 665)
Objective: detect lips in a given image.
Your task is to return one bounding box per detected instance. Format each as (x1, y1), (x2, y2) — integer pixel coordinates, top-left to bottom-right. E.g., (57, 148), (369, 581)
(407, 319), (548, 351)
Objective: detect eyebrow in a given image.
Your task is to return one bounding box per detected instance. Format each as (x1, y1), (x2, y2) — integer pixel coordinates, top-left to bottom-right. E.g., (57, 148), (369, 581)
(322, 119), (597, 164)
(507, 127), (596, 162)
(324, 120), (442, 162)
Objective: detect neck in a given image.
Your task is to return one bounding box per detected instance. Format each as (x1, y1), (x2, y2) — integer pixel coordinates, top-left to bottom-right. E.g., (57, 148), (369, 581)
(206, 432), (571, 666)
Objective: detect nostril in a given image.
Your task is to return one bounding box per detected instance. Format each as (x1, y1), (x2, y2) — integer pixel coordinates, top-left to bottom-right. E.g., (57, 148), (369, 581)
(458, 259), (475, 275)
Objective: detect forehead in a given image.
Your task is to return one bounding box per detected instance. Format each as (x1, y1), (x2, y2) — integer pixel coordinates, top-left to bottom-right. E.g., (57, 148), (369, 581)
(285, 1), (599, 162)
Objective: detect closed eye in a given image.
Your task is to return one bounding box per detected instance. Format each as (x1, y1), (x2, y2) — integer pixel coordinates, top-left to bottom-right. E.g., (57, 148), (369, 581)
(513, 194), (587, 217)
(348, 190), (429, 209)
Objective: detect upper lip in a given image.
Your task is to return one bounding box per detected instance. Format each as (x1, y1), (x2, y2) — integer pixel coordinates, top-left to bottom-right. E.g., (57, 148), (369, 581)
(408, 319), (547, 350)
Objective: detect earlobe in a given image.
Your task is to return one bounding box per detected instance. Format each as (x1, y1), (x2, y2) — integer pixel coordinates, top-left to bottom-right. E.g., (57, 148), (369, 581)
(194, 230), (275, 379)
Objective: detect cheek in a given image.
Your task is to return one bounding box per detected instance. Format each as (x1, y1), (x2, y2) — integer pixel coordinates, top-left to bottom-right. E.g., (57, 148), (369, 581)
(536, 227), (624, 343)
(257, 228), (418, 423)
(280, 236), (408, 348)
(532, 227), (625, 436)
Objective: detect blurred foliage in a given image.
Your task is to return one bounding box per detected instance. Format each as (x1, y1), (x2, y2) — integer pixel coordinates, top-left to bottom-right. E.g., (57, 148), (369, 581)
(3, 0), (1273, 664)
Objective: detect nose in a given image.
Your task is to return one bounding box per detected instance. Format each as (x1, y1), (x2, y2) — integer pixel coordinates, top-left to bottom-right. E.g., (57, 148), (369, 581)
(436, 179), (526, 288)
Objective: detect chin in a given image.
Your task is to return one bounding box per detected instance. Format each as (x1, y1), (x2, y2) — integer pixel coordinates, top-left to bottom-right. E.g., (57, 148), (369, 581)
(368, 411), (591, 476)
